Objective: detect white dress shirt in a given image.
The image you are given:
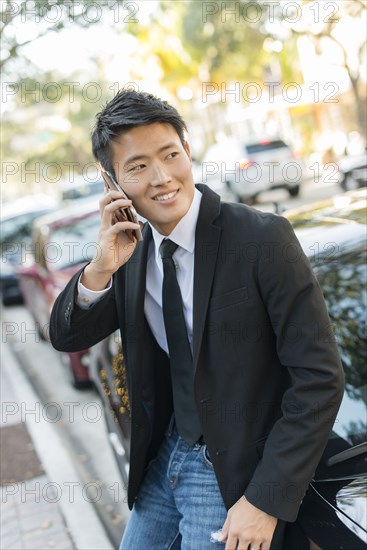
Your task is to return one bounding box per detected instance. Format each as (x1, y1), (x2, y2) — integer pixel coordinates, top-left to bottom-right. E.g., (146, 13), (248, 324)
(77, 188), (202, 354)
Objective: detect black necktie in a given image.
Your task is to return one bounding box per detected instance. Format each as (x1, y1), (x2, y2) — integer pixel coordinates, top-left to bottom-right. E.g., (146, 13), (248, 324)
(160, 239), (202, 445)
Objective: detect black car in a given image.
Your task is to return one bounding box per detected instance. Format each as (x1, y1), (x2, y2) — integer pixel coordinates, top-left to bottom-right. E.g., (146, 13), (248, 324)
(284, 189), (367, 549)
(91, 189), (367, 548)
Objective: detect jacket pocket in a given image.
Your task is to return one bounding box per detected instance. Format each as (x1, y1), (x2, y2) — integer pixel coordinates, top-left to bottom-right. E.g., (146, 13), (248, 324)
(210, 286), (248, 311)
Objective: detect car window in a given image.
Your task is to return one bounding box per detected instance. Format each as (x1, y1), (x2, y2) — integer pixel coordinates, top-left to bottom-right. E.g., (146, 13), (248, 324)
(62, 181), (103, 201)
(46, 212), (100, 270)
(312, 243), (367, 446)
(245, 140), (287, 154)
(1, 210), (55, 267)
(0, 210), (52, 246)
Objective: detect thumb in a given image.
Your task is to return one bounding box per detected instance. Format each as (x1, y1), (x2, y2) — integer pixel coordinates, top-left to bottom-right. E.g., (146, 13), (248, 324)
(218, 514), (230, 542)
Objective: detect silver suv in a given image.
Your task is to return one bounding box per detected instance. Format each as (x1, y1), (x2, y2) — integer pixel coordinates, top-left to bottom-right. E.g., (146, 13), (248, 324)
(198, 138), (303, 202)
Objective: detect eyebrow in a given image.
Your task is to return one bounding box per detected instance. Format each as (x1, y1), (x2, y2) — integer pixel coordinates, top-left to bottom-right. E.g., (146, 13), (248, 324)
(123, 142), (178, 168)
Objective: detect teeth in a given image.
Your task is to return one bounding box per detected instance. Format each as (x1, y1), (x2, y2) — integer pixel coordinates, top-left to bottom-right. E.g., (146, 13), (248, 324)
(154, 191), (177, 201)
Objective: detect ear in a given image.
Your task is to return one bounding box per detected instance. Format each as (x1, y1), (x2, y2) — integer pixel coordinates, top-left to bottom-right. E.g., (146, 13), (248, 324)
(183, 140), (192, 161)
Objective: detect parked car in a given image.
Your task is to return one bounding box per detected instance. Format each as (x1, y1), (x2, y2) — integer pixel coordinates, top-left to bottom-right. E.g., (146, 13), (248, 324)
(90, 332), (131, 486)
(337, 150), (367, 191)
(283, 188), (367, 549)
(0, 195), (59, 305)
(191, 158), (238, 203)
(16, 200), (100, 388)
(60, 176), (104, 202)
(197, 138), (303, 203)
(91, 189), (367, 548)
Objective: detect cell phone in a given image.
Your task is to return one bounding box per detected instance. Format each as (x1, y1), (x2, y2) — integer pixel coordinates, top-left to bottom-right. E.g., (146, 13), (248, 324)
(100, 168), (143, 242)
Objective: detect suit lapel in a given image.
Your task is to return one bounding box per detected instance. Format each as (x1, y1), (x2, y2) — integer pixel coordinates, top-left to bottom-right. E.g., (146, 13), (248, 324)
(125, 223), (152, 375)
(193, 185), (222, 371)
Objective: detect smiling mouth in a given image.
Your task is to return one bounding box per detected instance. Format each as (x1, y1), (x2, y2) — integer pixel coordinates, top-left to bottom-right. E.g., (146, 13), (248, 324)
(153, 190), (179, 202)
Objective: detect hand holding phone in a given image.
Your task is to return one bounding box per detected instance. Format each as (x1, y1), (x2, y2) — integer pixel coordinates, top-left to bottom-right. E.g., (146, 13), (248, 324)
(100, 167), (143, 242)
(80, 165), (143, 291)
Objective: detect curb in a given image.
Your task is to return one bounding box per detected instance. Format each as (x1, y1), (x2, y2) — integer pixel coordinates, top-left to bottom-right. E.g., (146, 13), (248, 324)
(1, 341), (114, 550)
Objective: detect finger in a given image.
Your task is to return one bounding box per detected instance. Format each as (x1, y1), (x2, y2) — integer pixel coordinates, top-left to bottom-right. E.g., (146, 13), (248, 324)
(261, 535), (274, 550)
(102, 189), (127, 201)
(99, 191), (121, 216)
(114, 209), (128, 224)
(101, 199), (133, 225)
(99, 190), (128, 211)
(218, 517), (230, 542)
(108, 221), (140, 235)
(101, 197), (132, 213)
(99, 189), (122, 203)
(225, 534), (238, 550)
(104, 198), (133, 213)
(238, 538), (259, 550)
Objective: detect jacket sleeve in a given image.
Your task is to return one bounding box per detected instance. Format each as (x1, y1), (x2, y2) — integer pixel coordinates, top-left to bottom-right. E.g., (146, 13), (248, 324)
(244, 215), (345, 522)
(49, 265), (119, 352)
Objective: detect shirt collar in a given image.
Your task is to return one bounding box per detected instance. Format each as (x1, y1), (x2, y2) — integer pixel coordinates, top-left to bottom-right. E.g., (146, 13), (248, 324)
(150, 187), (202, 261)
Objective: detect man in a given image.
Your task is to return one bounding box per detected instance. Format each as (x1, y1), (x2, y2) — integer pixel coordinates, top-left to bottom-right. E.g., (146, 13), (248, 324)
(50, 90), (344, 550)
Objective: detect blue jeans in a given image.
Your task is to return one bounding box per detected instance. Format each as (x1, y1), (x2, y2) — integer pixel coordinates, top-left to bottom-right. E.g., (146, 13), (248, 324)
(120, 426), (227, 550)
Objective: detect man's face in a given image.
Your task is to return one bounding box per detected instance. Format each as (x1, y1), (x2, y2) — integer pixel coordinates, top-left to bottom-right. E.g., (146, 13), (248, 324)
(110, 123), (195, 236)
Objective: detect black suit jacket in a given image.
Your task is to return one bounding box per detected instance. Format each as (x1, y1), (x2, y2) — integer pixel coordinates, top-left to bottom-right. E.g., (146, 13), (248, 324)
(50, 184), (344, 522)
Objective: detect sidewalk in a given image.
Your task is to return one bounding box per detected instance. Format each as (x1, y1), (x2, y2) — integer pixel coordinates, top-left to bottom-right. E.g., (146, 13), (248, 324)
(0, 341), (114, 550)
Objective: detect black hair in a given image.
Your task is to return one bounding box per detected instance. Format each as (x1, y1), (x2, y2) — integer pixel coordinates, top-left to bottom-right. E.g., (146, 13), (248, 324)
(91, 89), (187, 176)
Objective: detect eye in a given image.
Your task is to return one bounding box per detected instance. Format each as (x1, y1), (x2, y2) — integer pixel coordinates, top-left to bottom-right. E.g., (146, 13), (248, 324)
(166, 151), (179, 160)
(128, 163), (145, 172)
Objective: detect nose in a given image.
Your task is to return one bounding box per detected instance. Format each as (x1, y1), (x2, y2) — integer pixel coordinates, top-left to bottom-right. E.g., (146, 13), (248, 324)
(150, 161), (172, 187)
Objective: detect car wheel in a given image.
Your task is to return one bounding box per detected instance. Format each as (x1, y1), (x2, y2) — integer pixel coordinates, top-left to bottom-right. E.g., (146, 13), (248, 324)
(288, 184), (300, 197)
(60, 353), (91, 390)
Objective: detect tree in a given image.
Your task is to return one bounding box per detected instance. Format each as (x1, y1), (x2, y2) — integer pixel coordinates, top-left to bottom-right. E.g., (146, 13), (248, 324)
(0, 70), (119, 196)
(126, 1), (290, 149)
(0, 0), (126, 74)
(259, 0), (367, 138)
(0, 0), (129, 196)
(180, 0), (268, 83)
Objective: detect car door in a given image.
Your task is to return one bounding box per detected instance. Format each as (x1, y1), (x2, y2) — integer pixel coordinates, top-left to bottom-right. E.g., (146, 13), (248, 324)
(298, 238), (367, 549)
(16, 225), (54, 336)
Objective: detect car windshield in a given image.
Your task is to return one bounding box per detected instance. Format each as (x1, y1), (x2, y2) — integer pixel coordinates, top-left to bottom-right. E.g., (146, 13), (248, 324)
(46, 212), (100, 271)
(312, 241), (367, 446)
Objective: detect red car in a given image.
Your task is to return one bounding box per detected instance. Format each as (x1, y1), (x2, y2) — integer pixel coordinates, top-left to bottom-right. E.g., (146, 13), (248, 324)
(17, 200), (100, 388)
